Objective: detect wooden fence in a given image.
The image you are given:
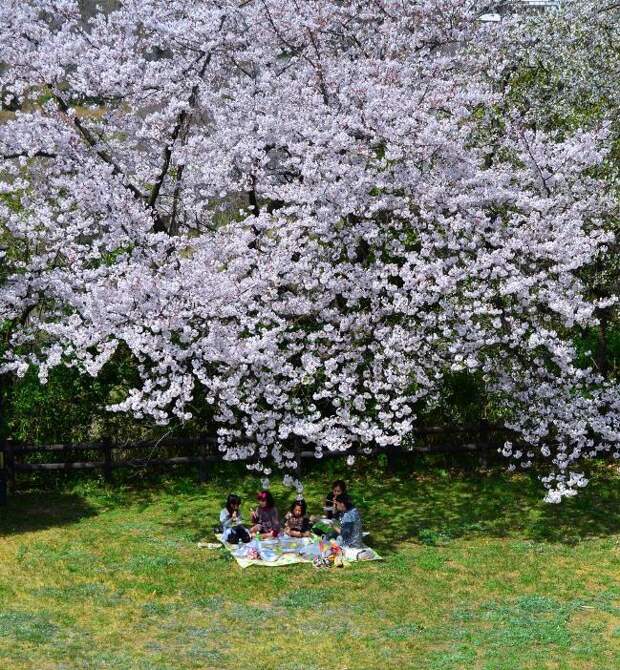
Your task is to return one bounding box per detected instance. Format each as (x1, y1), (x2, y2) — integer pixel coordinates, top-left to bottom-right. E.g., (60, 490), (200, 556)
(0, 423), (507, 505)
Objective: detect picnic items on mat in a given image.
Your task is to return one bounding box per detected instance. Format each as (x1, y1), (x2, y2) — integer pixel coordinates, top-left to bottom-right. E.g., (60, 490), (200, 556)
(216, 532), (381, 568)
(279, 535), (304, 552)
(313, 543), (346, 569)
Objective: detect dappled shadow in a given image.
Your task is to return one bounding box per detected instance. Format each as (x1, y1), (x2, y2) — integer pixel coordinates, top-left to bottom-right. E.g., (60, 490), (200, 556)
(0, 492), (98, 536)
(347, 462), (620, 554)
(163, 456), (620, 552)
(157, 475), (260, 543)
(2, 459), (618, 550)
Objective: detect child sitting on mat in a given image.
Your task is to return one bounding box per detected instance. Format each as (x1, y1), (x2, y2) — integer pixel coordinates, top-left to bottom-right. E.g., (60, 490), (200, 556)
(284, 499), (312, 538)
(219, 493), (251, 544)
(250, 490), (281, 538)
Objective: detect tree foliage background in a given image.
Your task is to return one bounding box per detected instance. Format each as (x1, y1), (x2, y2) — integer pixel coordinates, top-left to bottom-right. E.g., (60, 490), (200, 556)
(0, 0), (618, 500)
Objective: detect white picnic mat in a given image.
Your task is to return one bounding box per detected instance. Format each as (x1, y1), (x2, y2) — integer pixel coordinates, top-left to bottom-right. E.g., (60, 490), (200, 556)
(212, 534), (382, 569)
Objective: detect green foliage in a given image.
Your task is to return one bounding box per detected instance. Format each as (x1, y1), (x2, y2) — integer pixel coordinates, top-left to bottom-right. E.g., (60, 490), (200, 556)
(6, 352), (141, 444)
(575, 326), (620, 378)
(3, 346), (214, 445)
(418, 369), (487, 428)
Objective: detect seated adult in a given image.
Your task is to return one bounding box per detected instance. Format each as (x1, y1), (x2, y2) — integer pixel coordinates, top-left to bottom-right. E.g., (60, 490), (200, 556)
(323, 479), (347, 520)
(332, 493), (363, 548)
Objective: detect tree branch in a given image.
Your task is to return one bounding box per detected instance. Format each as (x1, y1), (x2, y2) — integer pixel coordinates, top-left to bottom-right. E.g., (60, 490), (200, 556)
(2, 150), (57, 160)
(146, 49), (215, 230)
(50, 89), (149, 203)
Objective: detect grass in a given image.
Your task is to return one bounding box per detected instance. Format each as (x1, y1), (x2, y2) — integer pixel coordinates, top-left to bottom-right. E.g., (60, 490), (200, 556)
(0, 456), (619, 670)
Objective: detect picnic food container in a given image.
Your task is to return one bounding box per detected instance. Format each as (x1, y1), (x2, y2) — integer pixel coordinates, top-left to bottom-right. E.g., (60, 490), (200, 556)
(260, 548), (278, 562)
(279, 537), (301, 552)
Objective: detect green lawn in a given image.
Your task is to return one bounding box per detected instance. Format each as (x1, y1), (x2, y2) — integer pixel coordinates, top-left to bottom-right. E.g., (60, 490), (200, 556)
(0, 458), (619, 670)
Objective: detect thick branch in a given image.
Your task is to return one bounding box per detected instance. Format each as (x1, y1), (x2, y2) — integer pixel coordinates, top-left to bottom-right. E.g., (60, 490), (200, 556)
(169, 163), (185, 236)
(147, 52), (214, 222)
(519, 129), (552, 197)
(50, 88), (172, 233)
(2, 150), (57, 160)
(50, 89), (148, 203)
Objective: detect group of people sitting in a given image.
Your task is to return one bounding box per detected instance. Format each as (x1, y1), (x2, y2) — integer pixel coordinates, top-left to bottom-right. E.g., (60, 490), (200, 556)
(218, 480), (364, 549)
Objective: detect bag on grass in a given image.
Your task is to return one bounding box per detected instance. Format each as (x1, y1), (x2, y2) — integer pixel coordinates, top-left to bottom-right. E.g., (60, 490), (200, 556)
(343, 547), (375, 561)
(227, 526), (251, 544)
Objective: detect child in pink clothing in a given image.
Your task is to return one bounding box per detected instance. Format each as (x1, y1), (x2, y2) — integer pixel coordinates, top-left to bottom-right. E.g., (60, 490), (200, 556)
(250, 490), (280, 538)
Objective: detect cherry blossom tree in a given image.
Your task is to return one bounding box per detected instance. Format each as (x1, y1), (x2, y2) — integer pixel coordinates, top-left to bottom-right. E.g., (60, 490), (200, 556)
(493, 0), (620, 379)
(1, 0), (618, 500)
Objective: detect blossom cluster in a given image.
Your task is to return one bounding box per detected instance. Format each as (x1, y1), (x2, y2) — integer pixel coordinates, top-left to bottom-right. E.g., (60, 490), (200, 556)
(0, 1), (618, 500)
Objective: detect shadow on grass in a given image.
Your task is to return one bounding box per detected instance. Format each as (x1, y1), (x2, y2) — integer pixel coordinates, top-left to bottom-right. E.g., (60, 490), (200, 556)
(2, 457), (619, 553)
(352, 460), (620, 553)
(118, 458), (620, 552)
(146, 456), (620, 554)
(0, 492), (98, 536)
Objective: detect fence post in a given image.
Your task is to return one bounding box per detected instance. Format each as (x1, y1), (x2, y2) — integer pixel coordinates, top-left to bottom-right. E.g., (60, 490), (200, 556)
(103, 437), (113, 484)
(5, 438), (15, 493)
(386, 444), (399, 472)
(0, 437), (7, 506)
(479, 418), (489, 468)
(197, 441), (208, 484)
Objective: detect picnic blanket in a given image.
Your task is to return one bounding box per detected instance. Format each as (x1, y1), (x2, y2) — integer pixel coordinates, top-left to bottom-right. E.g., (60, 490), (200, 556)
(212, 534), (382, 569)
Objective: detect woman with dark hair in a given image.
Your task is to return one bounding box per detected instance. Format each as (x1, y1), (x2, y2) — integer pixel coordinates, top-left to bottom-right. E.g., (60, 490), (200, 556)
(324, 480), (347, 520)
(250, 490), (281, 538)
(219, 493), (251, 544)
(284, 498), (312, 538)
(332, 493), (363, 548)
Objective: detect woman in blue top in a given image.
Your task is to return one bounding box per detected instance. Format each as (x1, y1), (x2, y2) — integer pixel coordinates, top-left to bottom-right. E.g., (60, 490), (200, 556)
(332, 493), (363, 548)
